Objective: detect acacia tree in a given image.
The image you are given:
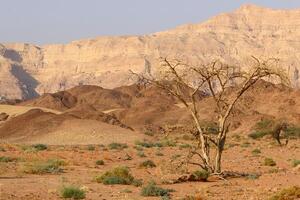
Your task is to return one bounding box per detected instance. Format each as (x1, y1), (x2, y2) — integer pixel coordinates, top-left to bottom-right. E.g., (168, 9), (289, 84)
(131, 57), (289, 174)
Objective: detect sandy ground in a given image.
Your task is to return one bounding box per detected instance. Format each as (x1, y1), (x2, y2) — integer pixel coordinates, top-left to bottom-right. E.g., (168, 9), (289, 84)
(0, 133), (299, 200)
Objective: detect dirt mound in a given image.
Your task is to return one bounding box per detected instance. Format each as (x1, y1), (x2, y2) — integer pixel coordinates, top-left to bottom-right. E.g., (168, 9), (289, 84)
(0, 105), (133, 142)
(21, 85), (132, 111)
(64, 104), (133, 130)
(0, 109), (67, 139)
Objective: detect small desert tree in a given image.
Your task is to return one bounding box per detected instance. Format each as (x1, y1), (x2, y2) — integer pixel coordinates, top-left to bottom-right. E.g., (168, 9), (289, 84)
(131, 57), (289, 174)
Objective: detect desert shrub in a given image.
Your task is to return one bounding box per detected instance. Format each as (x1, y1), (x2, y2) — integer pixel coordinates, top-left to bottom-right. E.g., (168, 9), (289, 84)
(135, 139), (176, 148)
(134, 145), (143, 151)
(60, 185), (86, 199)
(139, 160), (156, 168)
(245, 173), (260, 180)
(191, 169), (210, 181)
(137, 151), (146, 158)
(182, 134), (194, 141)
(135, 140), (162, 148)
(144, 131), (154, 136)
(256, 119), (274, 130)
(179, 143), (191, 149)
(249, 119), (275, 139)
(240, 142), (251, 148)
(95, 160), (104, 165)
(0, 156), (16, 162)
(155, 152), (164, 156)
(285, 126), (300, 139)
(171, 154), (181, 160)
(248, 131), (270, 139)
(95, 166), (137, 185)
(23, 159), (65, 174)
(132, 179), (143, 187)
(121, 189), (132, 193)
(268, 186), (300, 200)
(291, 159), (300, 167)
(32, 144), (48, 151)
(141, 181), (174, 197)
(108, 143), (128, 150)
(160, 138), (177, 147)
(87, 145), (95, 151)
(264, 158), (276, 166)
(0, 146), (5, 152)
(252, 148), (261, 155)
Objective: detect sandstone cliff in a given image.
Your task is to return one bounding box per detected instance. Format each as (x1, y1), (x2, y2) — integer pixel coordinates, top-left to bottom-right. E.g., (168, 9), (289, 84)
(1, 4), (300, 99)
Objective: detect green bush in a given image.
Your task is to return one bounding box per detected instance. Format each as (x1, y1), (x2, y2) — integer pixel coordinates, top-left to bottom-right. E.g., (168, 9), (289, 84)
(291, 159), (300, 167)
(139, 160), (156, 168)
(32, 144), (48, 151)
(108, 143), (128, 150)
(248, 131), (270, 139)
(95, 166), (137, 185)
(60, 185), (86, 199)
(135, 139), (176, 148)
(252, 148), (261, 155)
(264, 158), (276, 166)
(191, 169), (210, 181)
(144, 131), (154, 136)
(135, 140), (162, 148)
(179, 144), (191, 149)
(0, 156), (16, 162)
(285, 126), (300, 138)
(141, 181), (173, 197)
(137, 151), (146, 158)
(155, 152), (164, 156)
(95, 160), (104, 165)
(246, 173), (260, 180)
(23, 159), (65, 174)
(87, 145), (95, 151)
(269, 186), (300, 200)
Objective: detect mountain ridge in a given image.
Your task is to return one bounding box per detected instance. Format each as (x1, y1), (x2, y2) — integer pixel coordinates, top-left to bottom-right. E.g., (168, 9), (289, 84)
(1, 4), (300, 100)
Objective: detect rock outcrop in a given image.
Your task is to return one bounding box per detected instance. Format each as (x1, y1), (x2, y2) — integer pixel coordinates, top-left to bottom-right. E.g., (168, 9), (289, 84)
(1, 4), (300, 99)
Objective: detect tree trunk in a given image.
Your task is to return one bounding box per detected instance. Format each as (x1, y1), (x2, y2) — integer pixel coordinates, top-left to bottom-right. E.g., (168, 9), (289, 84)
(214, 136), (226, 173)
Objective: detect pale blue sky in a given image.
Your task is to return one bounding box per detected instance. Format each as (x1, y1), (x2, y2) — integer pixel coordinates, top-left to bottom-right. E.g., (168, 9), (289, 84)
(1, 0), (300, 44)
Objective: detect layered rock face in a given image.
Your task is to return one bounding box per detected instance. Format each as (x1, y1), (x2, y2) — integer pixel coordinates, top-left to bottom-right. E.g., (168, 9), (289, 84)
(1, 4), (300, 100)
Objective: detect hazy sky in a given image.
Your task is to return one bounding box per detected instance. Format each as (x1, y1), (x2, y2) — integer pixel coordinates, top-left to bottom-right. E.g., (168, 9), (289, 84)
(1, 0), (300, 44)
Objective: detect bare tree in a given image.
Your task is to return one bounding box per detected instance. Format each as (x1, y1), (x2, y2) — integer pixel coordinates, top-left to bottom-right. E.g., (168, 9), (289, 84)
(131, 57), (289, 174)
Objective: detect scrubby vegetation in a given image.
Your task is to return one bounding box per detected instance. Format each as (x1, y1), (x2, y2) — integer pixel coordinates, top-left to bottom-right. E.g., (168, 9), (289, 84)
(291, 159), (300, 167)
(60, 185), (86, 199)
(87, 145), (95, 151)
(135, 138), (176, 148)
(191, 169), (210, 181)
(32, 144), (48, 151)
(94, 166), (142, 186)
(141, 181), (173, 197)
(139, 160), (156, 168)
(108, 143), (128, 150)
(0, 156), (16, 162)
(264, 158), (276, 166)
(268, 186), (300, 200)
(23, 159), (65, 174)
(248, 119), (274, 139)
(252, 148), (261, 155)
(249, 119), (300, 142)
(137, 151), (146, 157)
(95, 160), (104, 165)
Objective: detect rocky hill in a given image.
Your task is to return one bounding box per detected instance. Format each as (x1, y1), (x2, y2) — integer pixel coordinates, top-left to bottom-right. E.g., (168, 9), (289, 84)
(1, 4), (300, 100)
